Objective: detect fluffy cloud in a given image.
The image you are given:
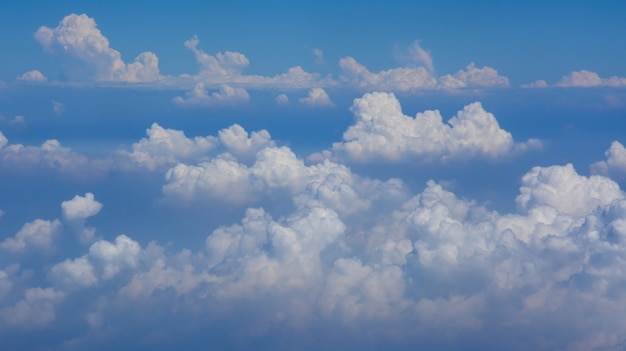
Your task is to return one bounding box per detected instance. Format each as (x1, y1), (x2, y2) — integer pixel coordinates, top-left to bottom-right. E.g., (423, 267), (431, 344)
(123, 123), (218, 170)
(276, 93), (289, 105)
(61, 193), (103, 243)
(182, 36), (326, 90)
(298, 88), (334, 107)
(173, 83), (250, 107)
(0, 131), (109, 178)
(49, 234), (142, 290)
(591, 141), (626, 178)
(0, 219), (61, 252)
(122, 123), (274, 171)
(438, 62), (510, 89)
(329, 92), (539, 162)
(0, 287), (64, 330)
(556, 70), (626, 88)
(339, 56), (437, 91)
(17, 70), (47, 82)
(339, 57), (509, 92)
(7, 146), (626, 350)
(517, 163), (622, 217)
(35, 13), (160, 82)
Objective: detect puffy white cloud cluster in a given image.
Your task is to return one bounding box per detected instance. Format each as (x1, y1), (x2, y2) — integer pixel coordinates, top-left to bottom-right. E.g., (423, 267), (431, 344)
(438, 62), (510, 89)
(34, 14), (160, 82)
(17, 70), (47, 82)
(61, 193), (103, 243)
(339, 57), (509, 92)
(298, 88), (334, 107)
(0, 219), (61, 252)
(329, 92), (540, 162)
(122, 123), (274, 171)
(172, 83), (250, 107)
(182, 36), (326, 90)
(15, 156), (626, 350)
(0, 130), (109, 178)
(592, 141), (626, 179)
(556, 70), (626, 88)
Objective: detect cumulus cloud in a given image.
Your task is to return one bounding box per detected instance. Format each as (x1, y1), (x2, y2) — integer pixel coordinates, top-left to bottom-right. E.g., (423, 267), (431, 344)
(172, 83), (250, 107)
(49, 234), (142, 290)
(17, 70), (47, 82)
(556, 70), (626, 88)
(0, 287), (64, 330)
(339, 56), (437, 92)
(0, 219), (61, 252)
(438, 62), (510, 89)
(34, 13), (160, 82)
(298, 88), (334, 107)
(8, 143), (626, 350)
(123, 123), (218, 170)
(121, 123), (274, 171)
(329, 92), (539, 162)
(0, 131), (109, 178)
(183, 36), (326, 90)
(61, 193), (103, 243)
(339, 55), (508, 92)
(276, 93), (289, 105)
(591, 141), (626, 178)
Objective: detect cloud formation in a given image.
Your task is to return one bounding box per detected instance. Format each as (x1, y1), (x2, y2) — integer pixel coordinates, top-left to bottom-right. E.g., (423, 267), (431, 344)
(35, 14), (160, 82)
(173, 83), (250, 107)
(298, 88), (334, 107)
(591, 141), (626, 178)
(329, 92), (539, 162)
(556, 70), (626, 88)
(61, 193), (103, 243)
(17, 70), (47, 82)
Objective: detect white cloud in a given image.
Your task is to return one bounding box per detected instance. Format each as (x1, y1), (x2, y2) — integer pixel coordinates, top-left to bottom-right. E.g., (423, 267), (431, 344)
(276, 93), (289, 105)
(182, 36), (326, 90)
(184, 35), (250, 79)
(17, 70), (47, 82)
(218, 124), (275, 162)
(49, 234), (142, 290)
(516, 163), (623, 217)
(591, 141), (626, 178)
(438, 63), (510, 89)
(339, 53), (508, 92)
(61, 192), (103, 243)
(62, 193), (102, 221)
(556, 70), (626, 88)
(329, 92), (538, 162)
(0, 287), (64, 330)
(173, 83), (250, 107)
(123, 123), (218, 170)
(396, 41), (434, 74)
(0, 219), (61, 252)
(339, 56), (437, 92)
(35, 13), (160, 82)
(298, 88), (334, 107)
(0, 132), (109, 178)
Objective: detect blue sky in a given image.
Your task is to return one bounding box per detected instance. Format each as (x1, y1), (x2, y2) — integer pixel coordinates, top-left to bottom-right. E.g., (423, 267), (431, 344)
(2, 2), (626, 351)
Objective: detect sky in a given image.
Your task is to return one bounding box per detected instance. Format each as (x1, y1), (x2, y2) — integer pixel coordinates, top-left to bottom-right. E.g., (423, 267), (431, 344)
(1, 1), (626, 350)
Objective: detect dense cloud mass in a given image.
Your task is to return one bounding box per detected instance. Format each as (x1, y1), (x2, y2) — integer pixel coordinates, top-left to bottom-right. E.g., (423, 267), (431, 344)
(5, 10), (626, 351)
(328, 92), (540, 162)
(35, 14), (161, 82)
(2, 97), (626, 350)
